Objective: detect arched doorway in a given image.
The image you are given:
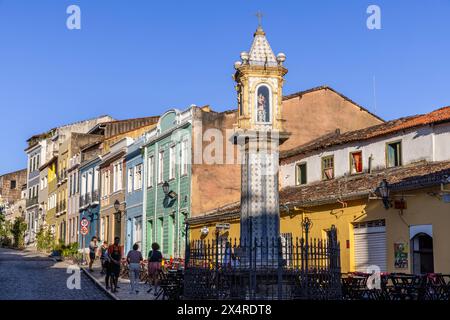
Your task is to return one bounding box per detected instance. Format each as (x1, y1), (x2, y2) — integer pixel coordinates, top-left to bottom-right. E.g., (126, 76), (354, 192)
(411, 233), (434, 275)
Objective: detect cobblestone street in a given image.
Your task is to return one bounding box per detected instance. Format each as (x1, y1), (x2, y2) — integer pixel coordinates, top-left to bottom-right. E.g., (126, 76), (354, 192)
(0, 248), (111, 300)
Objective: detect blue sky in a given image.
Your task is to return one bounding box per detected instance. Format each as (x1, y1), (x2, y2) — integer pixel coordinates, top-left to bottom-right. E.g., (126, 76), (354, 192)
(0, 0), (449, 174)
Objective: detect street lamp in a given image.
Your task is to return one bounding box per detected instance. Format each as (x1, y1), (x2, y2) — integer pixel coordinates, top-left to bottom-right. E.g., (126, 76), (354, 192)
(377, 179), (391, 209)
(162, 181), (170, 195)
(301, 217), (313, 236)
(113, 200), (124, 223)
(162, 181), (177, 200)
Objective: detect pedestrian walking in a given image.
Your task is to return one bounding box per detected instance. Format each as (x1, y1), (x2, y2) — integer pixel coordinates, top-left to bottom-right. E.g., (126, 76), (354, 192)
(100, 241), (108, 275)
(107, 237), (122, 293)
(147, 242), (163, 296)
(88, 236), (98, 272)
(126, 243), (143, 295)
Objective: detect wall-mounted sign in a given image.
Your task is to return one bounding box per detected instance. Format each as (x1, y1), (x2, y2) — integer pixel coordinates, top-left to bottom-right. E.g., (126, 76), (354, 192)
(216, 223), (231, 230)
(394, 242), (408, 269)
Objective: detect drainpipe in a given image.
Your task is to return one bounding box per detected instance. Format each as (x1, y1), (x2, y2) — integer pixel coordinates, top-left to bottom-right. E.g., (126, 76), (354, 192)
(142, 147), (148, 255)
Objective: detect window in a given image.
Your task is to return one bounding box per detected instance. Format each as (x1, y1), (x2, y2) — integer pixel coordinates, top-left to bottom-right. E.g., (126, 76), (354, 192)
(158, 217), (164, 254)
(87, 170), (93, 195)
(113, 163), (123, 192)
(101, 172), (106, 196)
(40, 178), (44, 190)
(169, 145), (176, 180)
(128, 168), (133, 193)
(118, 164), (123, 190)
(68, 175), (72, 196)
(11, 180), (16, 189)
(181, 140), (189, 176)
(158, 151), (164, 183)
(255, 84), (271, 123)
(295, 163), (307, 185)
(113, 165), (118, 192)
(44, 176), (48, 188)
(322, 156), (334, 180)
(73, 172), (77, 193)
(105, 170), (110, 195)
(134, 164), (142, 190)
(386, 141), (402, 168)
(81, 173), (87, 196)
(148, 156), (154, 188)
(100, 217), (105, 243)
(36, 154), (40, 169)
(94, 168), (99, 192)
(350, 151), (363, 174)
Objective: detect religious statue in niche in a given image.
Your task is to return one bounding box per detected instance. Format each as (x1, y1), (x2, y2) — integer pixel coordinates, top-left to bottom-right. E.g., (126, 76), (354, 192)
(256, 85), (270, 123)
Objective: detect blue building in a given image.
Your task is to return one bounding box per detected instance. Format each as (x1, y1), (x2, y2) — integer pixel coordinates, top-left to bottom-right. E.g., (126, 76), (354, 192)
(78, 141), (102, 249)
(124, 135), (146, 253)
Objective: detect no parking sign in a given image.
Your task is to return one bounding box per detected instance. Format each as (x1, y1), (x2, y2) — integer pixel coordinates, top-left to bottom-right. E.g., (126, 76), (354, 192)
(80, 218), (89, 236)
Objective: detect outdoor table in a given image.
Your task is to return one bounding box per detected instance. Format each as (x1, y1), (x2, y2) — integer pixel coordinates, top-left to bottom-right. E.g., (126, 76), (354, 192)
(421, 274), (450, 300)
(342, 274), (369, 300)
(156, 269), (184, 300)
(389, 274), (422, 300)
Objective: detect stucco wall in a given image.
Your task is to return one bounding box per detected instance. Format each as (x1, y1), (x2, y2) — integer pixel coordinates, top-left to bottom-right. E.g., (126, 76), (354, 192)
(280, 124), (450, 188)
(190, 109), (241, 216)
(190, 187), (450, 274)
(281, 88), (383, 151)
(190, 88), (384, 217)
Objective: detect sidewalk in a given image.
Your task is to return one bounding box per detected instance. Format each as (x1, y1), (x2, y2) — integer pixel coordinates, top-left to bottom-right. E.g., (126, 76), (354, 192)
(81, 259), (160, 300)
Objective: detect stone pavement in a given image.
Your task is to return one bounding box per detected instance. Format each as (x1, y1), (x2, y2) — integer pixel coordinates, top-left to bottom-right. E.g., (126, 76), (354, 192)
(81, 259), (160, 300)
(0, 247), (111, 300)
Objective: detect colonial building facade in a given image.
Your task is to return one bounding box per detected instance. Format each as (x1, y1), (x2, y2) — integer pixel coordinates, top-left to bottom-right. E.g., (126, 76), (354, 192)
(188, 106), (450, 274)
(124, 134), (146, 253)
(186, 26), (384, 242)
(0, 169), (27, 223)
(143, 108), (193, 257)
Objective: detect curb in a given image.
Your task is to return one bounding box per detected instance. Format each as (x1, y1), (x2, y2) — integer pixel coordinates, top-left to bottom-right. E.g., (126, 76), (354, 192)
(80, 266), (120, 300)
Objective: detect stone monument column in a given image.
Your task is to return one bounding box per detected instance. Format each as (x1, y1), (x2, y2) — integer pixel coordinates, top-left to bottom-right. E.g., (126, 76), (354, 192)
(232, 24), (289, 267)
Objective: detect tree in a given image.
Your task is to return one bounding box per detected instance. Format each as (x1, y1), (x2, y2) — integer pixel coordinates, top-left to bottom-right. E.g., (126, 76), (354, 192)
(36, 226), (55, 252)
(0, 211), (13, 247)
(11, 217), (27, 248)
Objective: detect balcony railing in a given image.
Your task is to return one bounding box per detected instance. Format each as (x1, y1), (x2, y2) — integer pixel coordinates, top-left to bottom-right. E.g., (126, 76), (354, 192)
(79, 192), (98, 208)
(79, 195), (86, 208)
(26, 197), (38, 208)
(56, 201), (66, 214)
(92, 190), (99, 203)
(57, 170), (68, 184)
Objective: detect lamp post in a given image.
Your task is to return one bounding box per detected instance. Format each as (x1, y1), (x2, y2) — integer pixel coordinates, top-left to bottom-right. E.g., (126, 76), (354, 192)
(113, 200), (123, 223)
(162, 181), (169, 195)
(301, 217), (313, 273)
(378, 179), (391, 209)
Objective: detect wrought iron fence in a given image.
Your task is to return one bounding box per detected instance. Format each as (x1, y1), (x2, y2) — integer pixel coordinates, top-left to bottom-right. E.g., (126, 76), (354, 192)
(183, 230), (341, 300)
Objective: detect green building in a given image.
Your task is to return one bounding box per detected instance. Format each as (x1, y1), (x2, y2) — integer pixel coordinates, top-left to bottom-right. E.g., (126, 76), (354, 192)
(143, 108), (192, 258)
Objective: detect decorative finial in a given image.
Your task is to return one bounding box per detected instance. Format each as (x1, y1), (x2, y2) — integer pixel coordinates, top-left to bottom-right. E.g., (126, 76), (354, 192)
(256, 11), (263, 29)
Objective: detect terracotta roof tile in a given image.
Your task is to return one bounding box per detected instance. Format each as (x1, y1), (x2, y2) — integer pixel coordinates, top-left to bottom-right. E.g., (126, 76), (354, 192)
(280, 106), (450, 161)
(187, 160), (450, 225)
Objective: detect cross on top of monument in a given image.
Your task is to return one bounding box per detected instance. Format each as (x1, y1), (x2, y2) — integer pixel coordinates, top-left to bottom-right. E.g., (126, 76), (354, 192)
(256, 11), (263, 28)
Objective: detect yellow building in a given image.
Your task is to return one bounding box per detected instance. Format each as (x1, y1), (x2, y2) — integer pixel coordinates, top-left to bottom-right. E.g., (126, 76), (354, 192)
(54, 133), (105, 244)
(189, 107), (450, 275)
(42, 156), (58, 234)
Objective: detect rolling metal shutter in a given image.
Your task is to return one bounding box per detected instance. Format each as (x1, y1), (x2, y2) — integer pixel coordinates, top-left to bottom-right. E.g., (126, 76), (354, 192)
(354, 220), (387, 273)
